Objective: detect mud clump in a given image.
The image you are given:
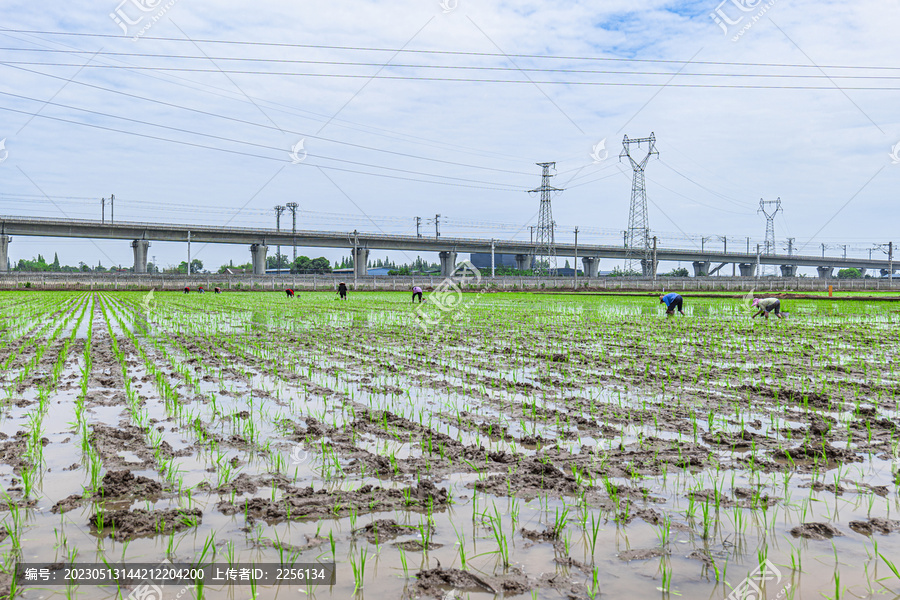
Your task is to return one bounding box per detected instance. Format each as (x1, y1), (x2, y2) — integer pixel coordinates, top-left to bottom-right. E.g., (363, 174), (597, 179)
(471, 458), (579, 499)
(353, 519), (419, 543)
(90, 508), (202, 542)
(849, 518), (900, 536)
(404, 566), (533, 599)
(97, 470), (163, 499)
(52, 471), (163, 513)
(618, 547), (668, 561)
(217, 481), (449, 524)
(790, 522), (843, 540)
(215, 473), (259, 495)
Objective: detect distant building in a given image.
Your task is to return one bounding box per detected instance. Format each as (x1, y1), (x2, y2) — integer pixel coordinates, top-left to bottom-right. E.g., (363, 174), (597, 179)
(368, 267), (392, 276)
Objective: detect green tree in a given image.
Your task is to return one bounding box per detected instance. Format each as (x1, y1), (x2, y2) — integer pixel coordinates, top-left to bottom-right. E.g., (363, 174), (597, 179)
(837, 268), (862, 279)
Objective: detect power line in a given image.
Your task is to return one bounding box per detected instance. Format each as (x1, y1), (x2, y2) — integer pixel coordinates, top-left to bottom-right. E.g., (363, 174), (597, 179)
(0, 68), (534, 177)
(7, 29), (900, 72)
(6, 61), (900, 89)
(9, 48), (900, 80)
(0, 104), (523, 191)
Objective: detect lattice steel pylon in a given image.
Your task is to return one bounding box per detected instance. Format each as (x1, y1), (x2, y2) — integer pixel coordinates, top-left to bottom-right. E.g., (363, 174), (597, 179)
(758, 197), (782, 276)
(529, 162), (563, 276)
(620, 133), (658, 275)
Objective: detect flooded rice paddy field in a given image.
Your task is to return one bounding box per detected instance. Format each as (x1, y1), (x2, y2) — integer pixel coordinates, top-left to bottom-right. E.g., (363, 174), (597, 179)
(0, 290), (899, 600)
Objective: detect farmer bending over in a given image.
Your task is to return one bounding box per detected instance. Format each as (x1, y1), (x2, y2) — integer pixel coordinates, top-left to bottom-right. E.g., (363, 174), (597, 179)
(183, 286), (190, 294)
(338, 282), (348, 300)
(752, 297), (785, 320)
(659, 292), (684, 315)
(214, 287), (221, 294)
(285, 288), (295, 298)
(412, 286), (423, 303)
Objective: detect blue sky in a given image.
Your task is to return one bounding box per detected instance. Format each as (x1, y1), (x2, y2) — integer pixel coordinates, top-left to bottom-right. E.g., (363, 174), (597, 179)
(0, 0), (898, 272)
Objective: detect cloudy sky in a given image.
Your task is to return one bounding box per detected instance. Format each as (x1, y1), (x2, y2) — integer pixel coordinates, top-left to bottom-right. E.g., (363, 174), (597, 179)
(0, 0), (898, 272)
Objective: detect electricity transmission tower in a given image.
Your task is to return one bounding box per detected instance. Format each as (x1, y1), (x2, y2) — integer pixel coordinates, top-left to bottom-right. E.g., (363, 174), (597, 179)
(758, 198), (782, 276)
(620, 133), (658, 275)
(286, 202), (299, 263)
(529, 162), (563, 276)
(274, 205), (286, 269)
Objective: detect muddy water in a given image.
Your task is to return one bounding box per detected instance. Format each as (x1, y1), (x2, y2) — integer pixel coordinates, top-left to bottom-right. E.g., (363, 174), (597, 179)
(1, 291), (899, 599)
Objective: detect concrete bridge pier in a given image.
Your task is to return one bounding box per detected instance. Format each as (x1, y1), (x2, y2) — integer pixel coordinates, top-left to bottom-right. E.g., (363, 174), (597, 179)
(353, 246), (369, 277)
(515, 254), (531, 272)
(780, 265), (797, 277)
(856, 267), (867, 277)
(131, 240), (150, 273)
(692, 261), (710, 277)
(738, 263), (756, 277)
(581, 256), (600, 278)
(439, 251), (458, 277)
(817, 266), (833, 279)
(250, 244), (268, 275)
(0, 236), (9, 273)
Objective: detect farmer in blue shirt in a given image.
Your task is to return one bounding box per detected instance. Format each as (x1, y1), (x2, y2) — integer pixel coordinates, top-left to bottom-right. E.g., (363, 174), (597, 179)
(659, 292), (684, 315)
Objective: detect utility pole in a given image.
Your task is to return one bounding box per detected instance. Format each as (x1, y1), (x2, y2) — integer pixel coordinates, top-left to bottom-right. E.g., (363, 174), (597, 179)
(620, 133), (658, 274)
(701, 236), (712, 253)
(842, 244), (847, 260)
(274, 205), (286, 270)
(756, 243), (761, 281)
(785, 237), (795, 257)
(746, 237), (750, 254)
(430, 214), (441, 238)
(491, 239), (495, 278)
(890, 241), (894, 283)
(101, 198), (106, 223)
(415, 217), (422, 238)
(652, 236), (658, 281)
(574, 227), (579, 288)
(110, 194), (115, 224)
(187, 231), (191, 274)
(821, 243), (827, 258)
(622, 230), (627, 248)
(286, 202), (299, 263)
(529, 162), (562, 276)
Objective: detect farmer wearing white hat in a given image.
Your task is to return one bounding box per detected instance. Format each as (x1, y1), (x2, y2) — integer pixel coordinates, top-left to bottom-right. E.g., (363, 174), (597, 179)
(751, 297), (785, 319)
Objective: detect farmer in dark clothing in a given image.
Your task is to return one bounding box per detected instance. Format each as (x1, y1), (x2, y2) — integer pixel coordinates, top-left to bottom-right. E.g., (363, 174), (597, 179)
(183, 286), (190, 294)
(214, 287), (221, 294)
(285, 289), (295, 298)
(412, 286), (423, 303)
(660, 292), (684, 315)
(752, 297), (785, 320)
(338, 282), (348, 300)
